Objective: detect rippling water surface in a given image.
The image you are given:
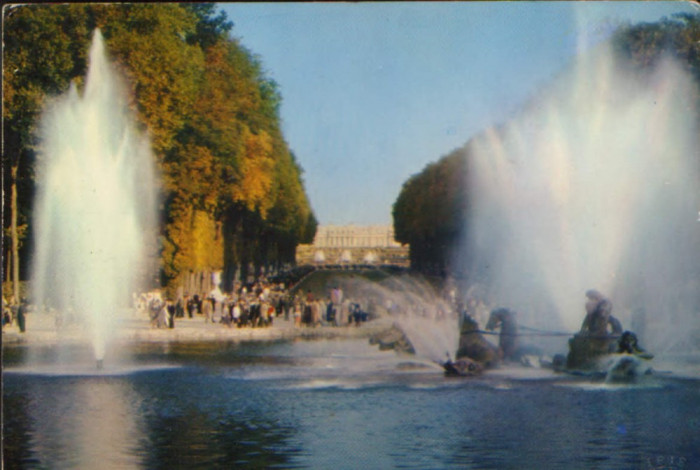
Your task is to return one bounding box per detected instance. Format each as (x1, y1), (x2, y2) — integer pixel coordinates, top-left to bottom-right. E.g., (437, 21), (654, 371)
(3, 340), (699, 469)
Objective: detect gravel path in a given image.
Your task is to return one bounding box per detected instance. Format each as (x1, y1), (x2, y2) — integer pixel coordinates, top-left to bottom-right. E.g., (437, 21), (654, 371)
(2, 311), (394, 347)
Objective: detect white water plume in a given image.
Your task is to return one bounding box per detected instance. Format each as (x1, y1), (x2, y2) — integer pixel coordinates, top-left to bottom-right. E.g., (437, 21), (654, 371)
(342, 275), (465, 361)
(458, 42), (700, 353)
(31, 30), (158, 363)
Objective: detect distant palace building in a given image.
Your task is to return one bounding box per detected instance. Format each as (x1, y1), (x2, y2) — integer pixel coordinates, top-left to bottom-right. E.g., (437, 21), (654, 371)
(296, 225), (409, 267)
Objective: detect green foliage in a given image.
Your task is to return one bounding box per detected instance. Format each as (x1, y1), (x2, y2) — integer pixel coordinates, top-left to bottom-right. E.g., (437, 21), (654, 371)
(100, 4), (205, 158)
(612, 12), (700, 108)
(3, 4), (91, 259)
(613, 13), (700, 75)
(2, 4), (316, 291)
(181, 3), (234, 49)
(393, 149), (468, 244)
(393, 149), (468, 272)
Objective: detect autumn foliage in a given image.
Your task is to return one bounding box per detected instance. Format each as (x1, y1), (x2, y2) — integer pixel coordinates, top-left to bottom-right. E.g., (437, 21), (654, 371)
(3, 4), (316, 295)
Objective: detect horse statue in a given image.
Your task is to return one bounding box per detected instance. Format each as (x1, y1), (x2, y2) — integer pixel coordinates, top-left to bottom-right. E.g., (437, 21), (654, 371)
(486, 308), (544, 364)
(442, 313), (500, 376)
(486, 308), (519, 360)
(457, 314), (501, 366)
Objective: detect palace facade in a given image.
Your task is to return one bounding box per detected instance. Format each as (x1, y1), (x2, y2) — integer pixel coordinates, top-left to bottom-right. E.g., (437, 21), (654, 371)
(296, 225), (409, 266)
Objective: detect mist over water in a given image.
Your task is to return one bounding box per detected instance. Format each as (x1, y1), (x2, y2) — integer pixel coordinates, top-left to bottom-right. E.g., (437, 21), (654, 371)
(31, 30), (158, 362)
(343, 275), (462, 361)
(458, 43), (700, 353)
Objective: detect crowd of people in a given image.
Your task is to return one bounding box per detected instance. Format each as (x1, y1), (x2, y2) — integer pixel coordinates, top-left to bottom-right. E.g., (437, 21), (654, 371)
(2, 267), (379, 334)
(138, 275), (374, 330)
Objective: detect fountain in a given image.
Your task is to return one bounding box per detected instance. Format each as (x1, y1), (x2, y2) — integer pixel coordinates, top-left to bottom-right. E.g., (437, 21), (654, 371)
(341, 275), (463, 362)
(31, 29), (158, 367)
(458, 41), (699, 355)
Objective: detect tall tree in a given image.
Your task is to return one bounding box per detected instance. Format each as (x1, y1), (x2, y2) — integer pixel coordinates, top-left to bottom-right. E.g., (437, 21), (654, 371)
(393, 149), (468, 274)
(3, 4), (90, 300)
(3, 4), (317, 297)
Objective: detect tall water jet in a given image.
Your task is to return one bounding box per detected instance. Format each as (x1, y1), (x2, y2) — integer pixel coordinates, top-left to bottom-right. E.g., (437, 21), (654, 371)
(31, 30), (158, 365)
(458, 42), (700, 354)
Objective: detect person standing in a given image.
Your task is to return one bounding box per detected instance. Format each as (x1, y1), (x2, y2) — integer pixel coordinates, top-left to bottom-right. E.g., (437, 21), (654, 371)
(167, 301), (176, 329)
(202, 298), (213, 323)
(294, 301), (302, 327)
(232, 302), (241, 327)
(175, 296), (185, 318)
(16, 300), (26, 333)
(186, 296), (195, 318)
(213, 296), (223, 323)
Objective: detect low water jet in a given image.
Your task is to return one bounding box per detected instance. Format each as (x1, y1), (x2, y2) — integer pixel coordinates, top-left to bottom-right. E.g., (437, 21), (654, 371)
(340, 274), (465, 362)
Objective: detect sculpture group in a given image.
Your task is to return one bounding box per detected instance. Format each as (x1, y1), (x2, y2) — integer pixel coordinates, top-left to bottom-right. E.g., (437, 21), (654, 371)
(442, 289), (653, 381)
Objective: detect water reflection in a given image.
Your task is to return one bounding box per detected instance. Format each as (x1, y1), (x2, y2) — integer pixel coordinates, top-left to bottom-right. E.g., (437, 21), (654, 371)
(4, 367), (302, 469)
(138, 405), (299, 468)
(4, 342), (699, 469)
(23, 378), (145, 468)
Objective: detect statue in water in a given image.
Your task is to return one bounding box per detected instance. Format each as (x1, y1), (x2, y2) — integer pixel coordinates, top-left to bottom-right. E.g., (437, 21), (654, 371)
(443, 313), (500, 376)
(565, 289), (652, 372)
(486, 308), (518, 360)
(566, 290), (619, 369)
(579, 290), (622, 337)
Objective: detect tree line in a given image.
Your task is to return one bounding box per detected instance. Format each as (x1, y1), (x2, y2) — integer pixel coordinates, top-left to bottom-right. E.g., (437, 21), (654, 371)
(3, 4), (317, 298)
(393, 13), (700, 276)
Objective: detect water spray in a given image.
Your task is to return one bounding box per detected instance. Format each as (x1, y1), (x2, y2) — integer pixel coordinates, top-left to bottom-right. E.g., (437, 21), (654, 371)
(32, 29), (158, 365)
(459, 42), (700, 353)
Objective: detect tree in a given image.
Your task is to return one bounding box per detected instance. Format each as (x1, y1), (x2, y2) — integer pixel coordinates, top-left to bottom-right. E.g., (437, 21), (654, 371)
(3, 4), (316, 297)
(613, 12), (700, 108)
(181, 3), (234, 50)
(393, 149), (468, 274)
(3, 4), (90, 300)
(393, 13), (700, 277)
(97, 4), (206, 160)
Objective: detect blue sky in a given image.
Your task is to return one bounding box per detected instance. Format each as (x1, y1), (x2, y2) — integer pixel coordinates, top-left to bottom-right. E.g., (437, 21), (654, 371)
(218, 2), (696, 226)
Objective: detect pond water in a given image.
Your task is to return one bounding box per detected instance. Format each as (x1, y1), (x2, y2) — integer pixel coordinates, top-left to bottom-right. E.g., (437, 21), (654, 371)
(3, 339), (699, 469)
